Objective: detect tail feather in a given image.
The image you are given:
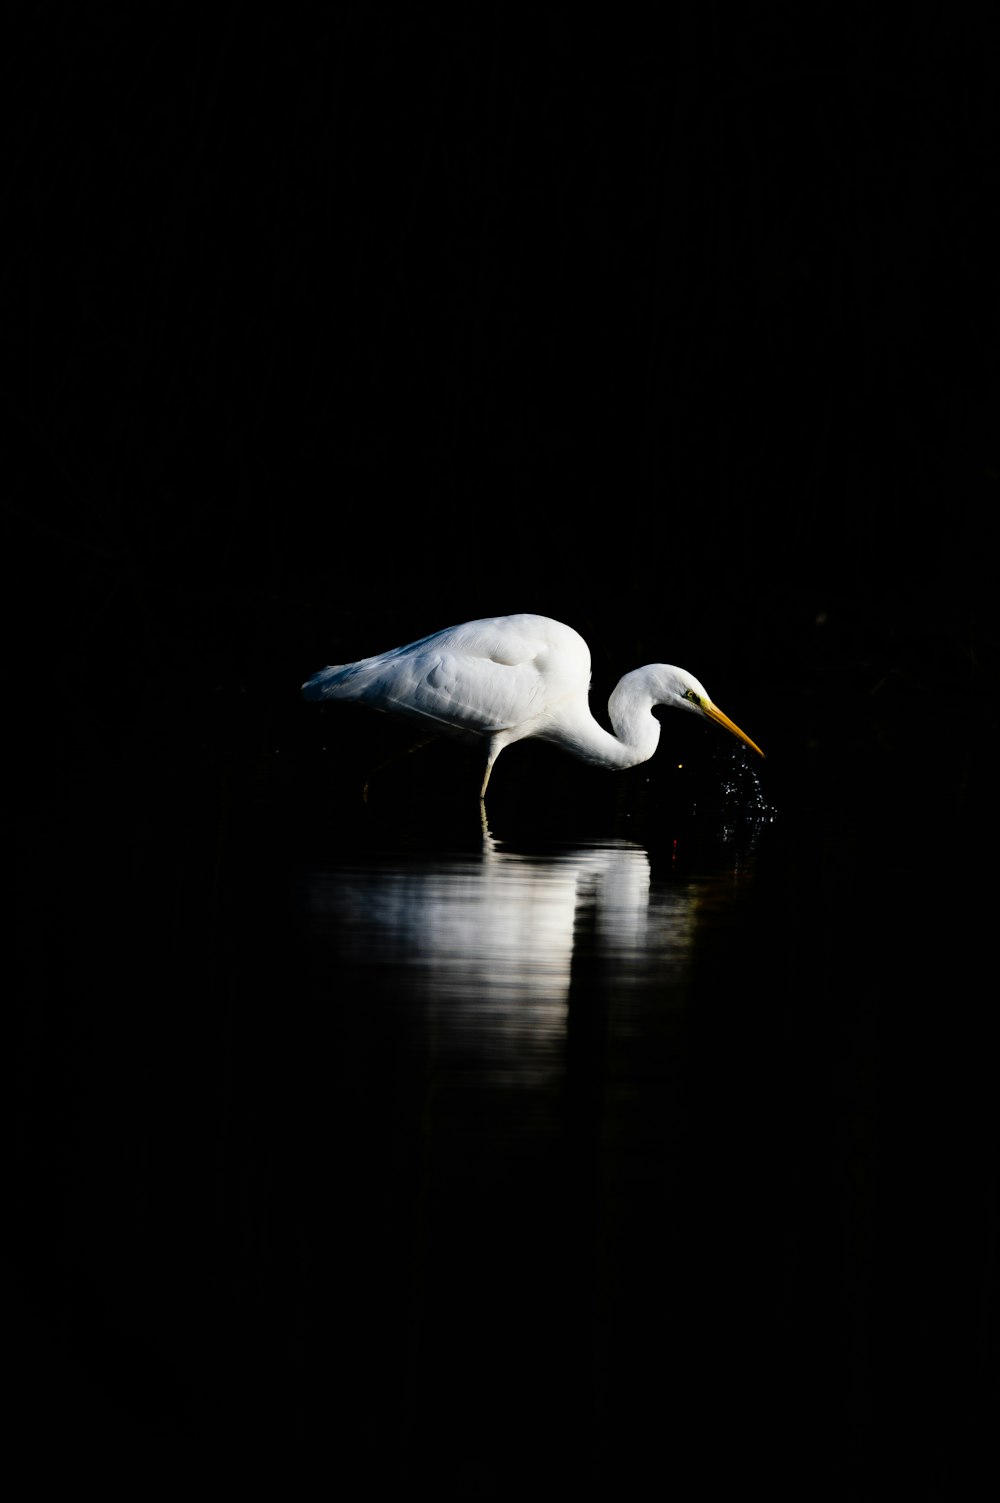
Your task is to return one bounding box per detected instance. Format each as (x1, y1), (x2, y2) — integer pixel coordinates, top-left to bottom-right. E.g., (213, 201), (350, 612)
(301, 664), (352, 701)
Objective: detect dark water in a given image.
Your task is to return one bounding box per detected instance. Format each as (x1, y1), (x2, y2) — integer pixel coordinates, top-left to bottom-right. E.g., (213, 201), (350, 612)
(9, 727), (998, 1498)
(293, 819), (775, 1490)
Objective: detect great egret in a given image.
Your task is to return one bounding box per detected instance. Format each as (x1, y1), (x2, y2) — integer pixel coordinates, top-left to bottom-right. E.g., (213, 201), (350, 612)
(302, 613), (763, 801)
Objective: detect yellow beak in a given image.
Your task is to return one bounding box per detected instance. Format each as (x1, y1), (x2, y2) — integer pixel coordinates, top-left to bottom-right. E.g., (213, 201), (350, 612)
(702, 701), (765, 758)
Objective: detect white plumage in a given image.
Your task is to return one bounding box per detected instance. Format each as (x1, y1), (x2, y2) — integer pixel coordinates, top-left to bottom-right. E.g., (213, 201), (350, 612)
(302, 613), (763, 800)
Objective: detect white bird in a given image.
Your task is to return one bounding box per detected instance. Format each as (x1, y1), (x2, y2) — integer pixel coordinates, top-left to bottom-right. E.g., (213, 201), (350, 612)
(302, 613), (764, 801)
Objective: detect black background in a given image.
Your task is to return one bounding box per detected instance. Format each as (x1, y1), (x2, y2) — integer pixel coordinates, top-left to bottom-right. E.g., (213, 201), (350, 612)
(7, 5), (1000, 1493)
(8, 7), (997, 758)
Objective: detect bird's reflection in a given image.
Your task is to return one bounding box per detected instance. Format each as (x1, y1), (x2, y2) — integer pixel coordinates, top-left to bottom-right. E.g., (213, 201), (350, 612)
(300, 832), (701, 1085)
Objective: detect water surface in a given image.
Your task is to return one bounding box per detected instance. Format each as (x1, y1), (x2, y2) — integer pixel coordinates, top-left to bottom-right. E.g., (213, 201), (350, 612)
(291, 812), (781, 1489)
(12, 748), (994, 1497)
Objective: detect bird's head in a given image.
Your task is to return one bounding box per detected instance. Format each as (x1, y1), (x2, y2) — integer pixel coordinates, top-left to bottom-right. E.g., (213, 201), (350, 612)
(653, 666), (765, 758)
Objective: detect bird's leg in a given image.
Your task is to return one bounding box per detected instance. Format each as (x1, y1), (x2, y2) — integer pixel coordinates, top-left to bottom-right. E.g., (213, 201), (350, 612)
(362, 736), (439, 802)
(479, 756), (494, 802)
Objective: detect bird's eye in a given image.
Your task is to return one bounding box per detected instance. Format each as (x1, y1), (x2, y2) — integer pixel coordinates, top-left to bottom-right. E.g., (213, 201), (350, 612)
(684, 689), (701, 705)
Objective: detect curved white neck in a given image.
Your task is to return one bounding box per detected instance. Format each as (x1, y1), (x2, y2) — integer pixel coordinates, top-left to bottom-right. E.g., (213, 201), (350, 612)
(535, 672), (664, 770)
(604, 673), (663, 767)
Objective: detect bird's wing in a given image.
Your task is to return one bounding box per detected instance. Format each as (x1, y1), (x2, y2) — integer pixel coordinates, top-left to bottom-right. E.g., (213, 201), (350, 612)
(398, 616), (591, 734)
(302, 615), (592, 735)
(392, 654), (534, 733)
